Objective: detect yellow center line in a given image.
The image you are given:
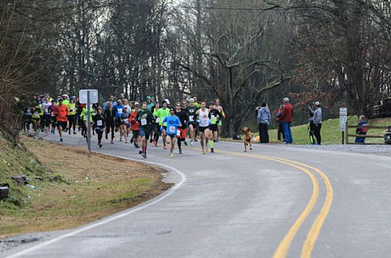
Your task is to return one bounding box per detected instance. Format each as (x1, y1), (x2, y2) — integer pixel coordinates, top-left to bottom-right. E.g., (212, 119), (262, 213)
(183, 146), (333, 258)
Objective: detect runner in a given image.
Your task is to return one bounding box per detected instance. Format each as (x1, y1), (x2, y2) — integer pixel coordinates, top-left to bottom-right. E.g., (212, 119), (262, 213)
(31, 101), (41, 134)
(161, 107), (182, 158)
(53, 98), (69, 142)
(130, 102), (141, 149)
(104, 102), (116, 144)
(208, 102), (222, 153)
(67, 97), (77, 135)
(186, 98), (199, 146)
(120, 106), (131, 143)
(80, 104), (94, 141)
(114, 99), (124, 141)
(49, 99), (57, 134)
(93, 107), (105, 148)
(152, 103), (160, 147)
(175, 103), (188, 154)
(42, 97), (52, 133)
(146, 96), (154, 111)
(156, 100), (170, 149)
(214, 98), (225, 142)
(136, 102), (155, 158)
(23, 105), (33, 132)
(196, 101), (212, 154)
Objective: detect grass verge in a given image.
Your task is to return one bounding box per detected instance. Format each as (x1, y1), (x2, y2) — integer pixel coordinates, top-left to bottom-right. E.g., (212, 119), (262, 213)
(0, 135), (172, 238)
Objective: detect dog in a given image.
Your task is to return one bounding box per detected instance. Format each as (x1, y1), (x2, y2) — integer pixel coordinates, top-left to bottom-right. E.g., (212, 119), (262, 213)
(241, 127), (253, 152)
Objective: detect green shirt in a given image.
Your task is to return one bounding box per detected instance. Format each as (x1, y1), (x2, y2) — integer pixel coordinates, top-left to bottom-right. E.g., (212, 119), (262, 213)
(81, 108), (94, 122)
(67, 103), (76, 115)
(156, 108), (170, 126)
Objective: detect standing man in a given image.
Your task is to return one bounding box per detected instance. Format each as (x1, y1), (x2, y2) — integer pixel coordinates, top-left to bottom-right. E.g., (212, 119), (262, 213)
(53, 98), (69, 142)
(309, 101), (322, 145)
(136, 102), (155, 158)
(257, 103), (271, 143)
(281, 97), (294, 144)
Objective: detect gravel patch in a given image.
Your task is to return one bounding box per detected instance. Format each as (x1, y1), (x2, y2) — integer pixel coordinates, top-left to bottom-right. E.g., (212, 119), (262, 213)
(283, 144), (391, 157)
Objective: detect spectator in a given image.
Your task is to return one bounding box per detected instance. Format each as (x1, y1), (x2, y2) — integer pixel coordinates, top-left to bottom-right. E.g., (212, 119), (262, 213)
(276, 105), (284, 141)
(355, 115), (368, 143)
(308, 112), (316, 144)
(257, 103), (271, 143)
(281, 97), (294, 144)
(309, 101), (322, 145)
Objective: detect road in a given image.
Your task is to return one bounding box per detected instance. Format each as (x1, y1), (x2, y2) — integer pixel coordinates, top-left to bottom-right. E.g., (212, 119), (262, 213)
(3, 133), (391, 258)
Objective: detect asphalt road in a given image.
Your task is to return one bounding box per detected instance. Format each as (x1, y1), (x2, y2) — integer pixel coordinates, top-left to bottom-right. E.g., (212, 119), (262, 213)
(3, 133), (391, 258)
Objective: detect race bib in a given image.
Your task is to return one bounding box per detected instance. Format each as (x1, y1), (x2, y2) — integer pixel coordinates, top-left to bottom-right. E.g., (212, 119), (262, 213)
(71, 108), (75, 112)
(45, 109), (49, 113)
(169, 126), (176, 133)
(156, 117), (160, 123)
(189, 115), (194, 122)
(202, 118), (208, 124)
(141, 118), (147, 126)
(117, 108), (123, 114)
(176, 130), (181, 136)
(97, 120), (103, 126)
(34, 112), (39, 117)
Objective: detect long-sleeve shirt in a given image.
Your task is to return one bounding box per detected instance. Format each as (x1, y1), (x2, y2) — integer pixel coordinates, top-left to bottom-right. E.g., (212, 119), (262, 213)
(257, 107), (271, 124)
(309, 107), (322, 124)
(53, 104), (69, 122)
(281, 103), (294, 123)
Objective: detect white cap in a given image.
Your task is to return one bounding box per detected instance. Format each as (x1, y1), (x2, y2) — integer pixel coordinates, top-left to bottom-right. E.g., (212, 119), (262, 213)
(134, 102), (140, 106)
(165, 99), (170, 105)
(283, 97), (289, 103)
(188, 98), (194, 102)
(315, 101), (320, 106)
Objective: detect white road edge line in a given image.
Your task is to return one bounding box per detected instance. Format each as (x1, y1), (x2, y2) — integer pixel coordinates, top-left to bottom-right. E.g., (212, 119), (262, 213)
(6, 153), (187, 258)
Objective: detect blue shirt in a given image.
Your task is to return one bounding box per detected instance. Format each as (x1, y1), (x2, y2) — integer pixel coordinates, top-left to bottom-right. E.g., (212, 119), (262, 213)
(114, 105), (124, 118)
(162, 115), (181, 135)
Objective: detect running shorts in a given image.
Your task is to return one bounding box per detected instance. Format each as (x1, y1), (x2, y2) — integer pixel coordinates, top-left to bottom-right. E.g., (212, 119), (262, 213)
(199, 126), (209, 133)
(178, 128), (187, 139)
(57, 121), (67, 129)
(139, 127), (150, 139)
(209, 124), (218, 132)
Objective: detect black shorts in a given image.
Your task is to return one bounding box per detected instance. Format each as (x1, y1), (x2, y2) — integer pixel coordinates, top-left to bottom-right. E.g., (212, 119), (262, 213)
(199, 126), (209, 133)
(32, 117), (40, 121)
(57, 121), (67, 129)
(209, 124), (218, 132)
(188, 122), (198, 128)
(139, 127), (151, 139)
(132, 130), (139, 139)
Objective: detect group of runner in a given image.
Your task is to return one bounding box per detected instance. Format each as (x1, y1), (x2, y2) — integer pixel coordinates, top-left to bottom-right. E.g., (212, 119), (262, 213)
(22, 94), (225, 158)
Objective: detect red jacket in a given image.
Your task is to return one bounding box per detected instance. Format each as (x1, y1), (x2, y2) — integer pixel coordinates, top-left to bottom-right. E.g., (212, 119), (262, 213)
(130, 111), (140, 131)
(54, 104), (69, 122)
(281, 103), (294, 123)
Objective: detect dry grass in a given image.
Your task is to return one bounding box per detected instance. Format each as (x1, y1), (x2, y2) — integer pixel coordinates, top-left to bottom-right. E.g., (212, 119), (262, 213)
(0, 137), (172, 238)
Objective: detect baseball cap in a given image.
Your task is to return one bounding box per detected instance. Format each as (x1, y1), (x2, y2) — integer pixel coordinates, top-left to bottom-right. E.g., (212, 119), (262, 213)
(315, 101), (320, 106)
(188, 98), (194, 102)
(283, 97), (289, 103)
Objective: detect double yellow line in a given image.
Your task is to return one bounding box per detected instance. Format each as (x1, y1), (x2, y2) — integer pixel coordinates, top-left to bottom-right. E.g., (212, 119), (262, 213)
(185, 147), (333, 258)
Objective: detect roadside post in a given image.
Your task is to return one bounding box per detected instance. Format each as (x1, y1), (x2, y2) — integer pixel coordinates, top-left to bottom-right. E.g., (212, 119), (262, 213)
(340, 108), (347, 144)
(79, 89), (98, 153)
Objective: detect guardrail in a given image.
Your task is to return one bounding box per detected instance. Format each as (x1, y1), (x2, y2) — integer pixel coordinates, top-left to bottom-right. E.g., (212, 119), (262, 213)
(345, 124), (388, 144)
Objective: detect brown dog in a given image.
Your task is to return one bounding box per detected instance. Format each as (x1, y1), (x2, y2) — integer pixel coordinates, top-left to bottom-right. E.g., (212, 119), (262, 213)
(241, 127), (253, 152)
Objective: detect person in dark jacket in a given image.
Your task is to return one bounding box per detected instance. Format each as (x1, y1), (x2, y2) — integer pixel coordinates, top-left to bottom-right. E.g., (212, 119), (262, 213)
(94, 107), (105, 148)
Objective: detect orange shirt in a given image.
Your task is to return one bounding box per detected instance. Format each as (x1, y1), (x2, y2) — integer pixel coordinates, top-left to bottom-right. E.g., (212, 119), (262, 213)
(54, 104), (69, 122)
